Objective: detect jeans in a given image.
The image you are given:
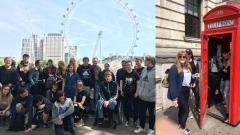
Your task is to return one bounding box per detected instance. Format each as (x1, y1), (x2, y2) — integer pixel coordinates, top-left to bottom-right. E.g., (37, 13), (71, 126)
(54, 115), (74, 135)
(96, 99), (117, 119)
(220, 80), (230, 112)
(93, 83), (100, 111)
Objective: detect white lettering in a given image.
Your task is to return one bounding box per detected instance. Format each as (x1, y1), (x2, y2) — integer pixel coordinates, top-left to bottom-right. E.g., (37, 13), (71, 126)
(207, 20), (234, 29)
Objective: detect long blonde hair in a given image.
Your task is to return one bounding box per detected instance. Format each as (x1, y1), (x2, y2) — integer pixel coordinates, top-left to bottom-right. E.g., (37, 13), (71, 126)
(175, 51), (192, 73)
(0, 85), (13, 104)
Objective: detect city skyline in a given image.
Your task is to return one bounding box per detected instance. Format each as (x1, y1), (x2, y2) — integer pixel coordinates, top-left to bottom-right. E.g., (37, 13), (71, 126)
(0, 0), (155, 60)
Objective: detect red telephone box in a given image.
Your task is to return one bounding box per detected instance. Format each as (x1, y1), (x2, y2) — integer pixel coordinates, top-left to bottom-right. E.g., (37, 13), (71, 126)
(200, 4), (240, 128)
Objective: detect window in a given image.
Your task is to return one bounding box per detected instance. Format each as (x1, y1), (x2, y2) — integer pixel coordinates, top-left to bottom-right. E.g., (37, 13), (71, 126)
(185, 0), (201, 38)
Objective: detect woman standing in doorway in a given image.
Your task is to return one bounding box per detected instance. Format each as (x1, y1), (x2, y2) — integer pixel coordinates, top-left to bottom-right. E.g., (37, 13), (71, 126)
(167, 51), (195, 135)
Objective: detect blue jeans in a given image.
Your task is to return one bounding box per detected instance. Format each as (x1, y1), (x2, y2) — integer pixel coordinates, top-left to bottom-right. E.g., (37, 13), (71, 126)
(54, 115), (74, 135)
(96, 99), (117, 119)
(91, 83), (100, 110)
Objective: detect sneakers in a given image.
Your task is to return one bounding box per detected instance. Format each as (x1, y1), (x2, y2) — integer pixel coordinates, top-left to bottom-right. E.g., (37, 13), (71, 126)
(183, 128), (190, 135)
(125, 121), (129, 127)
(24, 128), (32, 133)
(147, 129), (154, 135)
(134, 127), (145, 133)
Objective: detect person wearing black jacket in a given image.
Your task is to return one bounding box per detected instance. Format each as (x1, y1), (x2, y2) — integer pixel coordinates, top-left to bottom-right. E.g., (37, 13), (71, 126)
(0, 57), (19, 96)
(77, 57), (95, 89)
(94, 71), (117, 128)
(43, 59), (57, 89)
(9, 86), (33, 132)
(100, 63), (115, 83)
(185, 49), (200, 110)
(77, 57), (95, 112)
(17, 54), (32, 87)
(116, 60), (126, 88)
(31, 95), (53, 129)
(134, 57), (144, 76)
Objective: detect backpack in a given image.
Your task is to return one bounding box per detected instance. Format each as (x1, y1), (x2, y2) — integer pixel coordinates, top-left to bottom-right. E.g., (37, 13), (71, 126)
(162, 69), (170, 88)
(9, 111), (25, 131)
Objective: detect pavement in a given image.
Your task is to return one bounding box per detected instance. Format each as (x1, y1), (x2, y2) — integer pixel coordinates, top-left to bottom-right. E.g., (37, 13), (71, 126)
(0, 115), (147, 135)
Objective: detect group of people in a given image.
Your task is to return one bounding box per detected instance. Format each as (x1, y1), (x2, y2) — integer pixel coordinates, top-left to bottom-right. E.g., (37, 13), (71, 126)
(167, 48), (230, 135)
(0, 54), (156, 135)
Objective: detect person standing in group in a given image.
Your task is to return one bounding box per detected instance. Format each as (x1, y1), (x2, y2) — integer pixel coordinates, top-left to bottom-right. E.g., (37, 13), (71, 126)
(56, 61), (66, 90)
(185, 49), (200, 111)
(100, 63), (115, 83)
(62, 65), (80, 100)
(0, 57), (19, 96)
(17, 54), (32, 88)
(0, 85), (13, 126)
(120, 60), (140, 127)
(116, 60), (126, 90)
(69, 58), (78, 73)
(167, 51), (195, 135)
(133, 57), (144, 127)
(43, 59), (57, 90)
(52, 91), (75, 135)
(92, 57), (102, 110)
(29, 60), (45, 96)
(134, 55), (155, 135)
(77, 57), (95, 112)
(134, 57), (144, 76)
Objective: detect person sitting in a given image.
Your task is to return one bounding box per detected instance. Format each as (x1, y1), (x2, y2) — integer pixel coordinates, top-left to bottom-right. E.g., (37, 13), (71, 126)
(9, 86), (33, 132)
(94, 71), (117, 129)
(31, 95), (53, 130)
(0, 85), (13, 126)
(52, 91), (75, 135)
(46, 81), (59, 103)
(73, 80), (90, 127)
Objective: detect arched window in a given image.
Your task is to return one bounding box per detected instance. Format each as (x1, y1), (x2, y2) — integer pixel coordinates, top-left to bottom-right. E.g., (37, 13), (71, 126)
(185, 0), (201, 38)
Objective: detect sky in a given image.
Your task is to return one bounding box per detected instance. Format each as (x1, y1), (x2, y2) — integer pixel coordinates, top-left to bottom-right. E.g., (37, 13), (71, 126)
(0, 0), (155, 60)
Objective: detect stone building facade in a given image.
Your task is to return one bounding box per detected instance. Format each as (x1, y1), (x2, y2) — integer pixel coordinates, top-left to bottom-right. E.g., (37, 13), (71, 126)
(156, 0), (240, 110)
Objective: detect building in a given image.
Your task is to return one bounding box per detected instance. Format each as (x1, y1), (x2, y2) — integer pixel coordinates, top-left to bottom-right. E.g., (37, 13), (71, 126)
(22, 34), (44, 63)
(22, 35), (35, 62)
(37, 38), (44, 60)
(43, 33), (65, 64)
(156, 0), (240, 110)
(65, 45), (78, 63)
